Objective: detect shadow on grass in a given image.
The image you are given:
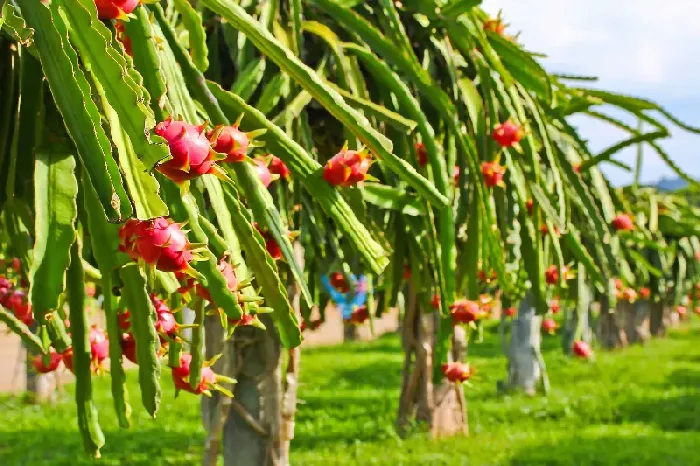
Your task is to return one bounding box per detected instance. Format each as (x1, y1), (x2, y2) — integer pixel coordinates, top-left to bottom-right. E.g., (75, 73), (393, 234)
(0, 428), (204, 466)
(510, 432), (700, 466)
(618, 391), (700, 432)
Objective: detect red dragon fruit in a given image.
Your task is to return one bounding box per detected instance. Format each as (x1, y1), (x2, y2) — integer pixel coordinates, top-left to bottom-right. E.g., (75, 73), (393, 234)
(254, 158), (275, 188)
(155, 118), (218, 183)
(254, 224), (282, 260)
(268, 155), (290, 179)
(572, 340), (592, 359)
(540, 224), (561, 237)
(545, 265), (560, 285)
(94, 0), (139, 20)
(62, 348), (74, 372)
(323, 146), (372, 187)
(541, 319), (558, 334)
(301, 319), (323, 332)
(611, 214), (635, 231)
(152, 297), (177, 337)
(492, 121), (523, 147)
(32, 351), (63, 374)
(89, 326), (109, 368)
(526, 199), (534, 215)
(620, 288), (637, 302)
(228, 313), (256, 327)
(208, 125), (250, 163)
(8, 290), (33, 326)
(550, 298), (561, 314)
(478, 270), (497, 284)
(329, 272), (350, 293)
(119, 217), (194, 273)
(63, 328), (108, 375)
(676, 305), (687, 316)
(442, 362), (472, 383)
(171, 353), (218, 395)
(450, 300), (483, 325)
(415, 142), (428, 167)
(484, 18), (505, 35)
(639, 287), (651, 300)
(403, 264), (412, 281)
(349, 306), (369, 325)
(431, 293), (441, 310)
(120, 333), (137, 364)
(481, 161), (506, 188)
(504, 307), (516, 318)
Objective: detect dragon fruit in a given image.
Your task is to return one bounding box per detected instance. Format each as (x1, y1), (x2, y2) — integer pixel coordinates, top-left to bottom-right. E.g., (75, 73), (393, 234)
(572, 340), (592, 359)
(171, 353), (218, 395)
(612, 214), (634, 231)
(639, 287), (651, 300)
(349, 305), (369, 325)
(268, 155), (290, 179)
(119, 217), (194, 273)
(323, 146), (372, 187)
(32, 351), (63, 374)
(492, 121), (523, 147)
(541, 319), (558, 334)
(254, 224), (282, 260)
(254, 158), (275, 188)
(442, 362), (472, 383)
(155, 118), (218, 183)
(504, 307), (516, 318)
(431, 293), (441, 310)
(329, 272), (350, 293)
(450, 300), (483, 325)
(484, 18), (505, 35)
(120, 333), (137, 364)
(94, 0), (139, 20)
(208, 125), (250, 163)
(481, 161), (506, 188)
(228, 313), (256, 327)
(415, 142), (428, 167)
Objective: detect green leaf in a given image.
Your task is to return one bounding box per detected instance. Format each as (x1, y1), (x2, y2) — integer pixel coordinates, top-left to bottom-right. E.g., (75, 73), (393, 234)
(440, 0), (483, 19)
(0, 304), (45, 356)
(101, 97), (168, 219)
(28, 149), (77, 321)
(123, 6), (171, 120)
(361, 184), (427, 216)
(231, 57), (267, 101)
(16, 0), (129, 221)
(201, 0), (448, 208)
(57, 0), (171, 171)
(580, 130), (669, 172)
(119, 263), (161, 417)
(68, 238), (105, 456)
(229, 162), (313, 306)
(172, 0), (209, 72)
(221, 187), (302, 348)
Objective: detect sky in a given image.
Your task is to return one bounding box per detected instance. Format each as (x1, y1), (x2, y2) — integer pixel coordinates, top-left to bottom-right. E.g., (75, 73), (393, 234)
(481, 0), (700, 186)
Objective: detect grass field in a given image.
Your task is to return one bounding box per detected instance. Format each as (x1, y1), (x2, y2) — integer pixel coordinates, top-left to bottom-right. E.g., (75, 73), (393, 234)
(2, 323), (700, 465)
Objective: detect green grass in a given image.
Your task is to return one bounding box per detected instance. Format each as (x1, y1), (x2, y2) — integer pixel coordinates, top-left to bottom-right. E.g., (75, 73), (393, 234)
(3, 323), (700, 465)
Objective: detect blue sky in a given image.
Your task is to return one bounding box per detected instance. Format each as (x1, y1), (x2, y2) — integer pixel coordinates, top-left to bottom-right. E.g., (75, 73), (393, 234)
(481, 0), (700, 186)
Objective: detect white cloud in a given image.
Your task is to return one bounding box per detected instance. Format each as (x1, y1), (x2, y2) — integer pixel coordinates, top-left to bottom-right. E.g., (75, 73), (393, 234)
(481, 0), (700, 185)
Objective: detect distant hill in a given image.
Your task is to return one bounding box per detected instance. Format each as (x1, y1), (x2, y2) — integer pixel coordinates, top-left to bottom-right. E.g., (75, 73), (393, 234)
(654, 177), (689, 192)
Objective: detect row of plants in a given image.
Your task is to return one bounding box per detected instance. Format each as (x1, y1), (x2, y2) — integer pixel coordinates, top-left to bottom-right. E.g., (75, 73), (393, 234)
(0, 0), (698, 463)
